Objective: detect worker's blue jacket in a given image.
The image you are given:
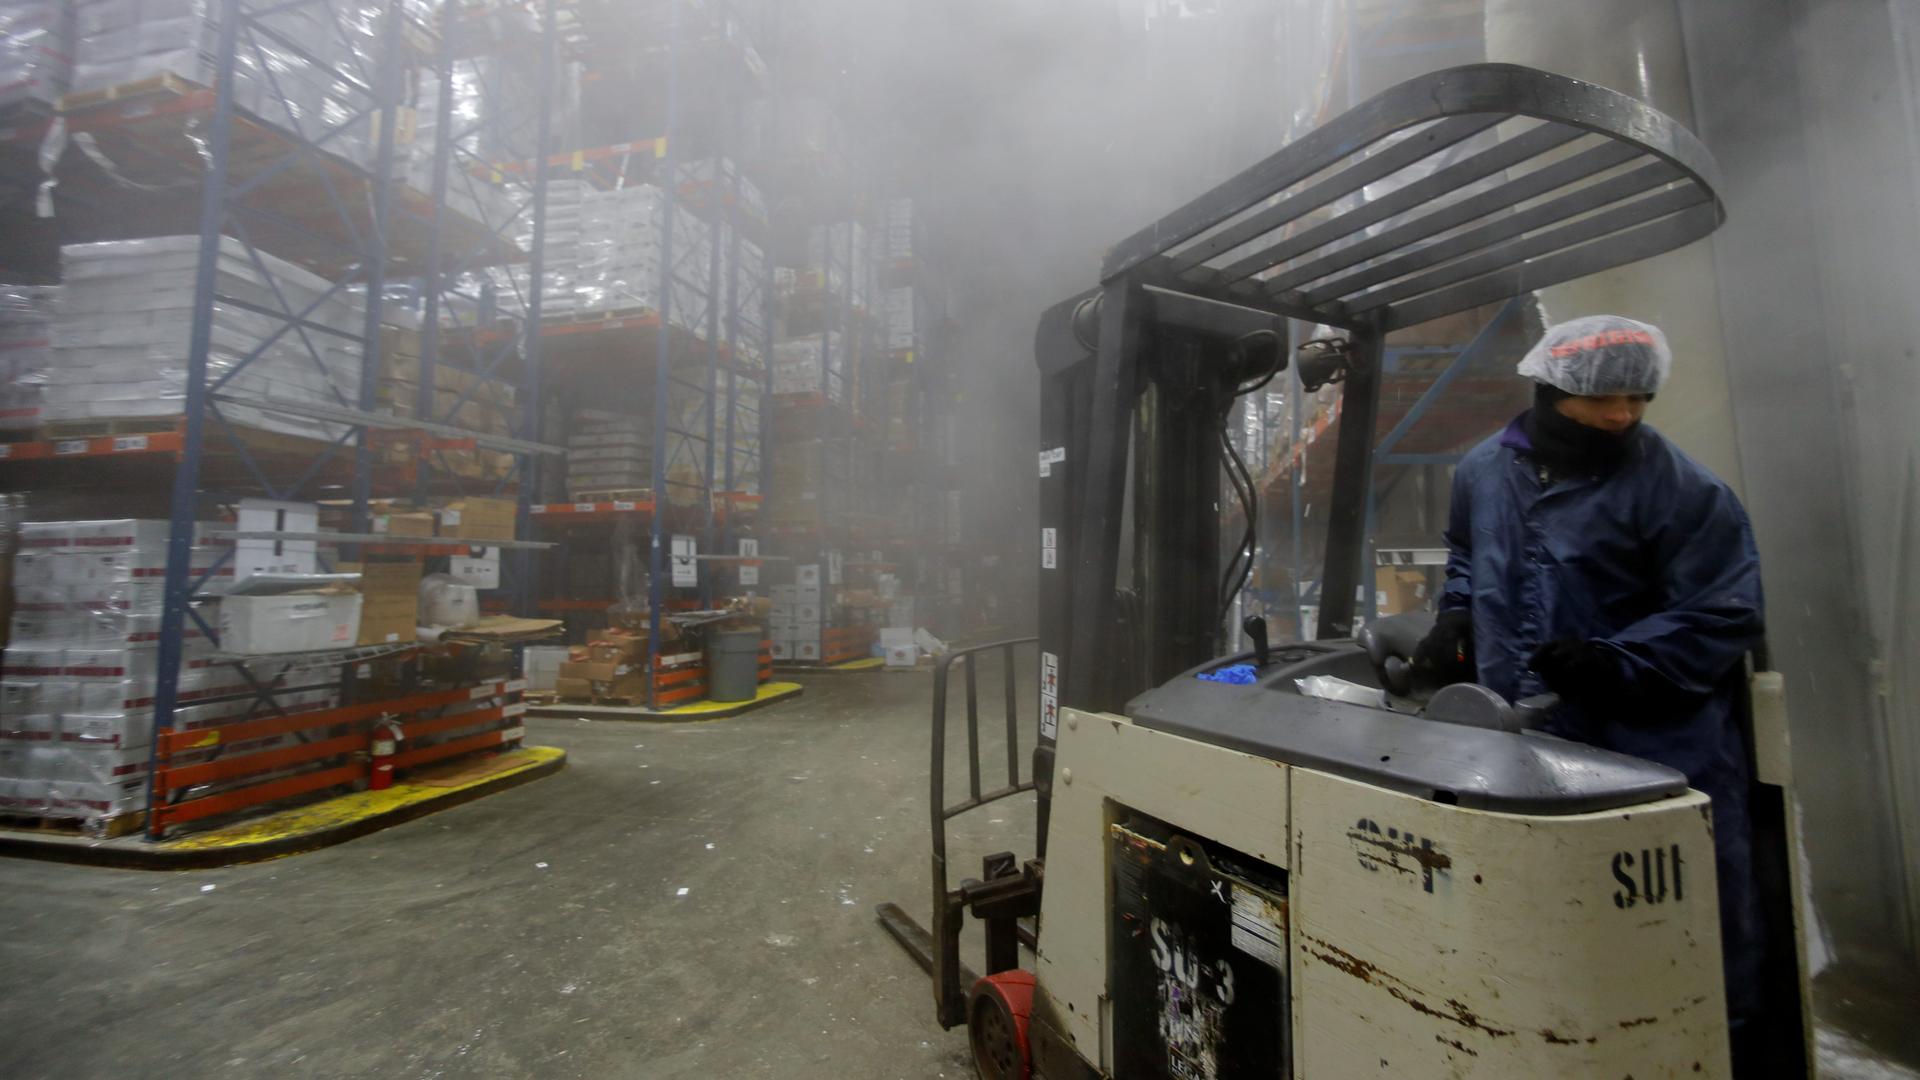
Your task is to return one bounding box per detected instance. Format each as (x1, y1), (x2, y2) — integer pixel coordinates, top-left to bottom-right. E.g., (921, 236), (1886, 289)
(1442, 415), (1766, 1015)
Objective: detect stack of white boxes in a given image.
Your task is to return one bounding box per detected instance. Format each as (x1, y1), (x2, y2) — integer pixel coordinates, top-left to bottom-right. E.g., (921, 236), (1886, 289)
(70, 0), (390, 168)
(576, 184), (711, 317)
(0, 518), (339, 826)
(47, 238), (363, 440)
(884, 286), (916, 354)
(0, 0), (72, 108)
(722, 222), (769, 368)
(772, 331), (846, 402)
(883, 197), (916, 261)
(0, 284), (56, 431)
(768, 563), (823, 662)
(493, 183), (748, 329)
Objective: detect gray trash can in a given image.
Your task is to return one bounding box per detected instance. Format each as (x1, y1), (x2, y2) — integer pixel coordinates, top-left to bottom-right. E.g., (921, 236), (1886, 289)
(706, 628), (761, 703)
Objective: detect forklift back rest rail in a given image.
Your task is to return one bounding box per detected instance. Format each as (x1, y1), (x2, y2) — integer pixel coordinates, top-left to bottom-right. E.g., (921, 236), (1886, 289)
(931, 637), (1041, 877)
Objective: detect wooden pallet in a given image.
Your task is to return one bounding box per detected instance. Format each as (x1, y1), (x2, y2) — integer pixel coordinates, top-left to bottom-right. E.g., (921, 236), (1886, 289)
(0, 810), (146, 839)
(37, 417), (182, 441)
(568, 488), (652, 503)
(58, 71), (201, 113)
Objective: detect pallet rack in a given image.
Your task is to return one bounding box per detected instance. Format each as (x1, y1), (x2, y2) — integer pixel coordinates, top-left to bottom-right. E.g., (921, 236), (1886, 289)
(515, 0), (775, 708)
(0, 0), (566, 838)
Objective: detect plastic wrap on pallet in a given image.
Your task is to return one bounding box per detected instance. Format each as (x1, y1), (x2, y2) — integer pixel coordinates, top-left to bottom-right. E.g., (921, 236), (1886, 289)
(42, 237), (363, 439)
(772, 331), (847, 404)
(0, 283), (56, 430)
(882, 197), (916, 261)
(0, 0), (72, 108)
(67, 0), (411, 172)
(0, 512), (347, 825)
(884, 286), (916, 353)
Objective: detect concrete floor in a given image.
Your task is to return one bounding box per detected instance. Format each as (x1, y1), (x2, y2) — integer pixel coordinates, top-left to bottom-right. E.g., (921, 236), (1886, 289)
(1, 664), (1915, 1079)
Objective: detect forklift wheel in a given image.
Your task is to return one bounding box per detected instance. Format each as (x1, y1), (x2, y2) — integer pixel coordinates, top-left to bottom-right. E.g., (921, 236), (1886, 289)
(968, 971), (1036, 1080)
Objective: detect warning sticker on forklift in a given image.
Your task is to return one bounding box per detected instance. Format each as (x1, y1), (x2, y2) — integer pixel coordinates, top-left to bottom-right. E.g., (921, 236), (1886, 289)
(1040, 652), (1060, 738)
(1229, 885), (1289, 972)
(1041, 527), (1057, 569)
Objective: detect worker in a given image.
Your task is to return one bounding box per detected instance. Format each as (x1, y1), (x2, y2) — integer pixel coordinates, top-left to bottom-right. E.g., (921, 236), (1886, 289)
(1414, 314), (1771, 1070)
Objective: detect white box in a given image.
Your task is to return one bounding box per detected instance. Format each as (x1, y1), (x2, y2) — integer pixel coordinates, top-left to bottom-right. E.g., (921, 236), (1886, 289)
(218, 592), (362, 654)
(795, 641), (821, 662)
(796, 563), (821, 587)
(885, 644), (916, 668)
(521, 645), (569, 691)
(447, 550), (501, 590)
(796, 583), (822, 604)
(59, 713), (152, 750)
(234, 498), (320, 579)
(793, 602), (822, 624)
(880, 626), (916, 648)
(770, 641), (793, 660)
(771, 584), (799, 603)
(0, 713), (57, 743)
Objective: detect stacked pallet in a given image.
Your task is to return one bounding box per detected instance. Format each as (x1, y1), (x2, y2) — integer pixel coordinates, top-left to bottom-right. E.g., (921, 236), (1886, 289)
(45, 238), (362, 440)
(374, 324), (517, 480)
(0, 285), (56, 431)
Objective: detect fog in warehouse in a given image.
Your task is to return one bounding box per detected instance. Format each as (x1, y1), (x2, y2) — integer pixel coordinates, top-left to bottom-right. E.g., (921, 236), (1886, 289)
(0, 0), (1915, 1077)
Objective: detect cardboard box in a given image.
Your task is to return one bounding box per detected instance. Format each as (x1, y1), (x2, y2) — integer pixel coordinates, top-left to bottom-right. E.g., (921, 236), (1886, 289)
(372, 511), (436, 538)
(342, 558), (421, 645)
(556, 676), (594, 701)
(219, 592), (362, 654)
(558, 659), (623, 683)
(438, 497), (518, 541)
(1374, 567), (1430, 616)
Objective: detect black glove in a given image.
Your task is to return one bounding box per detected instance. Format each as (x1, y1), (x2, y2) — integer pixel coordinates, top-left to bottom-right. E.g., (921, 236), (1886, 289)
(1412, 609), (1475, 686)
(1527, 640), (1620, 702)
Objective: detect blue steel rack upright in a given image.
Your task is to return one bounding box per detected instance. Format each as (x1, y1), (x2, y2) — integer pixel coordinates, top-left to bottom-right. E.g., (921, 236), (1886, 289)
(110, 0), (565, 838)
(639, 0), (773, 707)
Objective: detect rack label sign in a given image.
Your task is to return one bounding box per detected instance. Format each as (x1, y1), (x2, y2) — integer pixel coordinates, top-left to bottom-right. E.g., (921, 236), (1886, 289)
(738, 538), (759, 586)
(1037, 446), (1066, 477)
(112, 435), (148, 452)
(1041, 527), (1057, 569)
(55, 439), (87, 456)
(1040, 651), (1060, 739)
(671, 534), (698, 587)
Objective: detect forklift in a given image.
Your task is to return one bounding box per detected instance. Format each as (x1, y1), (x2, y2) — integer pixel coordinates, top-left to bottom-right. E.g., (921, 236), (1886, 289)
(877, 64), (1816, 1079)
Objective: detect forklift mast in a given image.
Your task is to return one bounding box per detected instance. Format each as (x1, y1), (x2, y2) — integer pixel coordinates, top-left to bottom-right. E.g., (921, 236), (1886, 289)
(1033, 62), (1723, 851)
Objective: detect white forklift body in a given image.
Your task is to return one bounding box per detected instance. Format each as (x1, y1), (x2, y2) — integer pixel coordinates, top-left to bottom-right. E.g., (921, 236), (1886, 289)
(1039, 704), (1727, 1078)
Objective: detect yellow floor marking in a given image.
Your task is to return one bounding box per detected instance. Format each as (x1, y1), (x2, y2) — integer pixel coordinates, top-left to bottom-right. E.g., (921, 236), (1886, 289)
(163, 746), (565, 852)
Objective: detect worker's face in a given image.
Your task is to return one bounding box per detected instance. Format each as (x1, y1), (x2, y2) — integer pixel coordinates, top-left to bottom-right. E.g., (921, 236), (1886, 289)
(1554, 393), (1649, 434)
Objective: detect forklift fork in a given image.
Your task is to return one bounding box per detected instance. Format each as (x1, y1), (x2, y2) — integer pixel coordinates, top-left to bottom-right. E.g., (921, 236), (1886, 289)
(876, 636), (1042, 1029)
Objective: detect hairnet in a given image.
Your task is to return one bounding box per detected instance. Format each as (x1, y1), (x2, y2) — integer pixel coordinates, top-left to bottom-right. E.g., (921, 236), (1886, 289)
(1516, 315), (1671, 396)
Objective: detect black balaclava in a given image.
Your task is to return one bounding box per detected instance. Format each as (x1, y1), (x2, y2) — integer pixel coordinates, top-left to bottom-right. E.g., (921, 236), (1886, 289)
(1523, 383), (1642, 473)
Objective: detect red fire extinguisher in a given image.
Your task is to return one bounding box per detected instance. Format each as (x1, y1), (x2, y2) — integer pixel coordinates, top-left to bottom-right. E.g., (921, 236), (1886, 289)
(369, 719), (402, 791)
